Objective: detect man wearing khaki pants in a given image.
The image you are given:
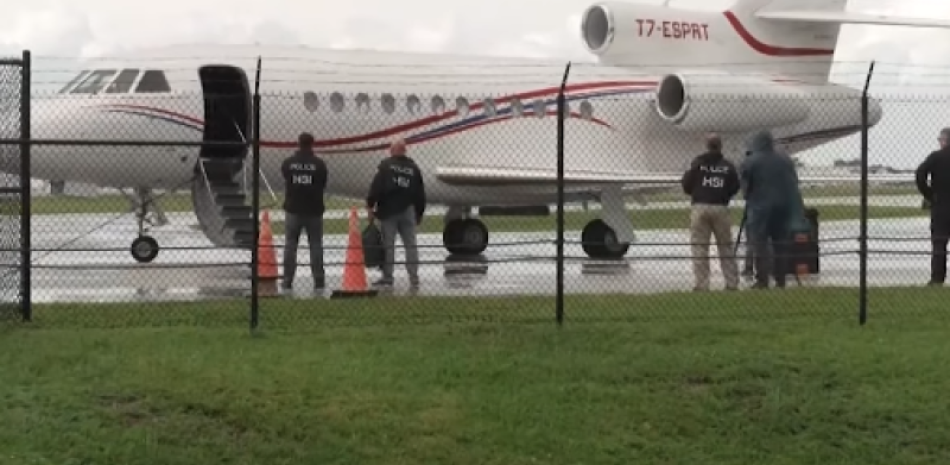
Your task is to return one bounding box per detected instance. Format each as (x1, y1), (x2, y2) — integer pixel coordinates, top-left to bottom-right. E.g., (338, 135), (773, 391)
(681, 133), (741, 291)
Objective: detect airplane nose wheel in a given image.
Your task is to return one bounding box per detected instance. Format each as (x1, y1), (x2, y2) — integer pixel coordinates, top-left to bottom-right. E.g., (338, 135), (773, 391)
(130, 235), (160, 263)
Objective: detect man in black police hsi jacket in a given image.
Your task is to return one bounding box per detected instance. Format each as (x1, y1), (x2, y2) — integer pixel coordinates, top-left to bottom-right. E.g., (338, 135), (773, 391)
(366, 138), (426, 287)
(681, 133), (741, 291)
(280, 132), (329, 290)
(915, 127), (950, 286)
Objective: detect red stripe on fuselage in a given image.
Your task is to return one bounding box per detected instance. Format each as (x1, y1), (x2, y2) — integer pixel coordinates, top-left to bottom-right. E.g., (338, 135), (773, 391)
(318, 110), (608, 153)
(99, 80), (643, 148)
(723, 11), (835, 57)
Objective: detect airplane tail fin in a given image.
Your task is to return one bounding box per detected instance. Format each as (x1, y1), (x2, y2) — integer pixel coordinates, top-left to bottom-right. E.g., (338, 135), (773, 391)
(726, 0), (950, 82)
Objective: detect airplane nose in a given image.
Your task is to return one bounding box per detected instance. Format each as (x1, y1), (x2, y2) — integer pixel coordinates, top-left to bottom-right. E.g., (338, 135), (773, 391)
(866, 95), (883, 127)
(0, 104), (19, 168)
(0, 104), (17, 135)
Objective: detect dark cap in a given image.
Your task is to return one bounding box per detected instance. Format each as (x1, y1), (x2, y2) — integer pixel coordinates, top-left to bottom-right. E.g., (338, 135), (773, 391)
(298, 132), (314, 148)
(941, 128), (950, 139)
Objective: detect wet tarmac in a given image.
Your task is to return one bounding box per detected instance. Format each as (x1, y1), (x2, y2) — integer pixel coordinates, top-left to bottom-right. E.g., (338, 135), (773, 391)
(17, 206), (937, 304)
(285, 195), (925, 220)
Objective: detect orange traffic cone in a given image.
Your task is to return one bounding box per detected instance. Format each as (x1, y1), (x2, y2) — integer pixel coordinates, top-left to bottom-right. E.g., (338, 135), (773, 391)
(331, 207), (379, 299)
(256, 210), (279, 297)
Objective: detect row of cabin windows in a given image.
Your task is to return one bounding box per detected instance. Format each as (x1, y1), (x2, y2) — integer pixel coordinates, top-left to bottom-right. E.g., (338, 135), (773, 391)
(59, 69), (172, 94)
(303, 91), (595, 119)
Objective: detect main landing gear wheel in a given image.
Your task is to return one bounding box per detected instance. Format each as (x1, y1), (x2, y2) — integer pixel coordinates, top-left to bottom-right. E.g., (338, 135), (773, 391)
(131, 235), (159, 263)
(581, 219), (629, 260)
(443, 218), (489, 255)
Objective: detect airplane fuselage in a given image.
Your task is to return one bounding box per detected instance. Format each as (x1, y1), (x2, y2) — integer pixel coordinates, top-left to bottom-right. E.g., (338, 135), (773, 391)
(23, 48), (875, 208)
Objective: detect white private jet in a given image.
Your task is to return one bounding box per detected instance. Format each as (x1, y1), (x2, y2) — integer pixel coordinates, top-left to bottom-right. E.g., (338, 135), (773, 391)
(10, 0), (950, 263)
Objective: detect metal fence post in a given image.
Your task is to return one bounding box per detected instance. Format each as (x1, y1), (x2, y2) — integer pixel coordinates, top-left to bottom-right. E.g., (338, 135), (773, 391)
(250, 57), (262, 332)
(858, 61), (875, 326)
(19, 50), (31, 322)
(555, 62), (571, 326)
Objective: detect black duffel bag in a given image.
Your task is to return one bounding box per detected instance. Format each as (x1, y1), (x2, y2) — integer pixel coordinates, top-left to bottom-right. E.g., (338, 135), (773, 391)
(362, 222), (384, 269)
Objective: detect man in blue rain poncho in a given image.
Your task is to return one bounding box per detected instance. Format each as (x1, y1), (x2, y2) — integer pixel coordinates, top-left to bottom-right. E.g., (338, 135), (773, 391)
(740, 130), (808, 289)
(741, 150), (757, 278)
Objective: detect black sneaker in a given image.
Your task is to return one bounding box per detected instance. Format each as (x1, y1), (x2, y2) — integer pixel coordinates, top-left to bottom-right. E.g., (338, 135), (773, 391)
(373, 278), (393, 287)
(281, 280), (293, 290)
(313, 277), (326, 289)
(751, 281), (768, 290)
(927, 280), (944, 287)
(409, 276), (420, 287)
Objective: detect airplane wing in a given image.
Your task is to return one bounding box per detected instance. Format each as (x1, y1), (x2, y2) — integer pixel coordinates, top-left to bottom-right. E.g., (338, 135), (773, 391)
(434, 164), (915, 187)
(796, 174), (914, 184)
(434, 165), (680, 186)
(754, 10), (950, 29)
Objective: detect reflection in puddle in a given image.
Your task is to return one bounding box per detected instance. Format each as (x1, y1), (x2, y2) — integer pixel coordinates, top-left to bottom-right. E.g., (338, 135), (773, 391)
(443, 254), (489, 289)
(580, 259), (631, 276)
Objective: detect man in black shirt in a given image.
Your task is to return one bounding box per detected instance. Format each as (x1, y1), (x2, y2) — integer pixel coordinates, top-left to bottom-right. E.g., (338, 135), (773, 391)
(280, 132), (329, 290)
(915, 127), (950, 286)
(366, 138), (426, 287)
(681, 133), (741, 291)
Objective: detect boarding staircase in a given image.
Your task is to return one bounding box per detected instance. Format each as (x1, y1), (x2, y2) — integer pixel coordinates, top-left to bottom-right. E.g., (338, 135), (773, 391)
(191, 157), (278, 249)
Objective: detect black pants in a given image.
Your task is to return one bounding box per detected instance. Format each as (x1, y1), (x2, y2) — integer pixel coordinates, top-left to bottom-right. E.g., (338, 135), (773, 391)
(931, 212), (950, 283)
(748, 206), (792, 287)
(283, 212), (325, 285)
(743, 240), (771, 273)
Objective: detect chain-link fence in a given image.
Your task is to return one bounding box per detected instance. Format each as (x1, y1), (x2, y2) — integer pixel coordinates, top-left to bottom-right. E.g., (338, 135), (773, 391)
(0, 52), (944, 330)
(0, 53), (29, 322)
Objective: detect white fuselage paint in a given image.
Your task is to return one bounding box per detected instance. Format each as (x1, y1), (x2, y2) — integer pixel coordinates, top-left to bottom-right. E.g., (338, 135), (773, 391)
(17, 45), (877, 209)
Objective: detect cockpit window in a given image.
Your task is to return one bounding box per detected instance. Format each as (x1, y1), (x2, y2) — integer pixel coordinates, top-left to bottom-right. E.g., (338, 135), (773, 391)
(105, 69), (140, 94)
(134, 70), (171, 93)
(71, 70), (118, 94)
(58, 70), (90, 94)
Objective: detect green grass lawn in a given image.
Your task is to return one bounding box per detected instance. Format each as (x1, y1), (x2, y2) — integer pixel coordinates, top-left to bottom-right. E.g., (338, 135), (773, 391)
(3, 288), (950, 464)
(29, 183), (919, 215)
(271, 204), (926, 235)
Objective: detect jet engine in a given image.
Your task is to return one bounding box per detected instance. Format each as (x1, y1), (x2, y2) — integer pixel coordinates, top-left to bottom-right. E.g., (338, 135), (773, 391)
(580, 1), (708, 60)
(580, 2), (637, 58)
(653, 73), (811, 132)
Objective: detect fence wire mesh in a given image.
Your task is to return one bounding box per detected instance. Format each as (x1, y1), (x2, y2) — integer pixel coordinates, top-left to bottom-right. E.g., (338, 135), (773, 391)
(0, 56), (945, 329)
(0, 60), (23, 320)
